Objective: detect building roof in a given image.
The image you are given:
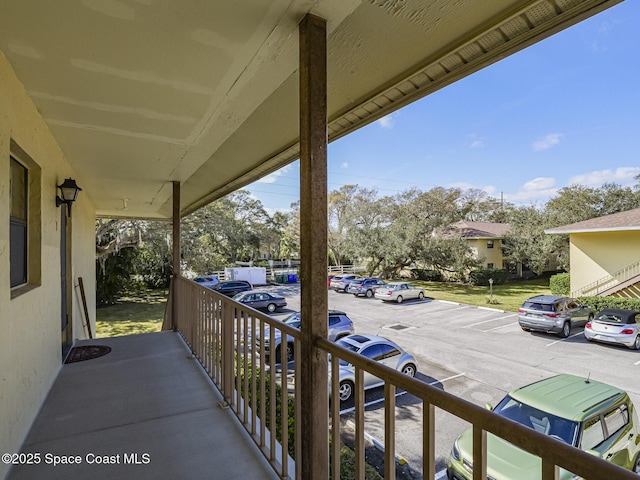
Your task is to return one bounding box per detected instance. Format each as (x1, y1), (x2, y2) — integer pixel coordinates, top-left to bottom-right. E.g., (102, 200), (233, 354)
(545, 207), (640, 234)
(444, 221), (510, 239)
(0, 1), (619, 219)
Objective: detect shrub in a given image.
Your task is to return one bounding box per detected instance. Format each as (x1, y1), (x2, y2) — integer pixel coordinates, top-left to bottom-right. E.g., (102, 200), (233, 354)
(412, 269), (443, 281)
(468, 268), (508, 286)
(549, 273), (570, 296)
(577, 296), (640, 312)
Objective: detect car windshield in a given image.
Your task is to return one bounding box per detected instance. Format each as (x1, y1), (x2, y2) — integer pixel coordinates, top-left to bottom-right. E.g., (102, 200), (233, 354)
(523, 302), (554, 312)
(596, 313), (625, 324)
(335, 339), (361, 366)
(284, 312), (301, 328)
(493, 395), (579, 446)
(232, 293), (244, 300)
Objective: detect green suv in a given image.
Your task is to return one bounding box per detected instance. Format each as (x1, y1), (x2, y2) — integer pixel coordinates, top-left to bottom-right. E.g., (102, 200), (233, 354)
(447, 374), (640, 480)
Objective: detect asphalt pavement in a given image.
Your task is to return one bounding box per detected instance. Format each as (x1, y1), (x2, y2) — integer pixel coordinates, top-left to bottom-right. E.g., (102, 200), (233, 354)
(265, 282), (640, 477)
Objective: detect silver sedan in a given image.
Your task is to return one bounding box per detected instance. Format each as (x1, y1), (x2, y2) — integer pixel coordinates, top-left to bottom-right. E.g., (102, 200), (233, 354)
(331, 334), (417, 402)
(584, 308), (640, 350)
(374, 282), (425, 303)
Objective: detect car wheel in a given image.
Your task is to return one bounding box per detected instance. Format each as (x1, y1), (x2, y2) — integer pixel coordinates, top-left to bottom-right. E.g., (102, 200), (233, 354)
(396, 295), (403, 304)
(560, 321), (571, 338)
(520, 326), (531, 332)
(418, 291), (424, 300)
(267, 303), (277, 313)
(275, 343), (294, 363)
(631, 335), (640, 351)
(401, 364), (416, 377)
(633, 452), (640, 473)
(338, 381), (354, 402)
(365, 289), (374, 298)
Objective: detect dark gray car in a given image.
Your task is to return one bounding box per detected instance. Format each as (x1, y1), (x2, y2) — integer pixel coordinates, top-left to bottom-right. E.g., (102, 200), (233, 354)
(232, 290), (287, 313)
(518, 295), (593, 338)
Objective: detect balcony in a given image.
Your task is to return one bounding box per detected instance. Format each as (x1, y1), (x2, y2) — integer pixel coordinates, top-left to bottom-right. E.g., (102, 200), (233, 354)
(8, 277), (638, 480)
(6, 331), (279, 480)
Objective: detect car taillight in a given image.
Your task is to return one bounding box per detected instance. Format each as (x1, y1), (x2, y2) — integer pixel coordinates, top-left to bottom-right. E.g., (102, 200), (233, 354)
(585, 322), (592, 329)
(545, 313), (559, 318)
(518, 309), (525, 313)
(621, 329), (634, 335)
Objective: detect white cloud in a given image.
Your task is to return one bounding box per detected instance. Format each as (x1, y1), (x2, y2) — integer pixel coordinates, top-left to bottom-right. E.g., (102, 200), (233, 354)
(504, 177), (558, 203)
(257, 164), (292, 184)
(531, 133), (564, 151)
(568, 166), (640, 187)
(468, 134), (484, 149)
(377, 113), (397, 129)
(341, 162), (349, 169)
(447, 181), (496, 196)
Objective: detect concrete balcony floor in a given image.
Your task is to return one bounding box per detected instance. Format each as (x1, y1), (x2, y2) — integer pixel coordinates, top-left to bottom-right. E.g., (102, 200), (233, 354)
(7, 332), (279, 480)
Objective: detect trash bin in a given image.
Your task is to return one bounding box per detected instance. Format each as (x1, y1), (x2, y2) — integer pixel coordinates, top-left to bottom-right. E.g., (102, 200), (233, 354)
(288, 274), (297, 283)
(276, 273), (287, 284)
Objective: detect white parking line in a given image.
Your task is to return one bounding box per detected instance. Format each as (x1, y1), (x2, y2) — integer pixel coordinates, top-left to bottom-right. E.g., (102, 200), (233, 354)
(436, 469), (447, 480)
(483, 322), (518, 332)
(467, 314), (517, 328)
(429, 373), (465, 385)
(634, 359), (640, 366)
(545, 332), (582, 347)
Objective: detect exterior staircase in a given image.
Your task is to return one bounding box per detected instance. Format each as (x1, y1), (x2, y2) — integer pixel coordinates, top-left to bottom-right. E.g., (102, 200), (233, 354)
(573, 258), (640, 297)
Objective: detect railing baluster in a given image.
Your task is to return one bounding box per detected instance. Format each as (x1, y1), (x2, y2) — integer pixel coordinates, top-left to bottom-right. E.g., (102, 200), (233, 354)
(250, 314), (257, 436)
(269, 324), (276, 462)
(384, 383), (396, 480)
(423, 402), (435, 480)
(259, 319), (266, 449)
(295, 338), (302, 480)
(281, 337), (289, 479)
(473, 426), (487, 480)
(355, 367), (365, 480)
(331, 354), (340, 480)
(243, 310), (249, 424)
(542, 457), (559, 480)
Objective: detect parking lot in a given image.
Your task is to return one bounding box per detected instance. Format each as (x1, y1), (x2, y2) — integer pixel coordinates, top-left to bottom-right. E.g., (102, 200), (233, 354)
(262, 283), (640, 477)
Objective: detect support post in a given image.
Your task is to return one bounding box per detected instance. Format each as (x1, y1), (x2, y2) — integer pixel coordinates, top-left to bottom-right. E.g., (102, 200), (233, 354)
(172, 181), (181, 331)
(299, 13), (328, 480)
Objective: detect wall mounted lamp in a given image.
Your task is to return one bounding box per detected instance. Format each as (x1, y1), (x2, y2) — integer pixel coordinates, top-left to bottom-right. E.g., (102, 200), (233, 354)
(56, 178), (82, 217)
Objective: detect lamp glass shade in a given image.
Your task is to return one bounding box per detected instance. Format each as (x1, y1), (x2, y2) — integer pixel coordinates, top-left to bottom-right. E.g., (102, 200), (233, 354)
(58, 178), (82, 202)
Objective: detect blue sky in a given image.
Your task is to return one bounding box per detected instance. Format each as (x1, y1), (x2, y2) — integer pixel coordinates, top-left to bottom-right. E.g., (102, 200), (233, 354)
(248, 1), (640, 214)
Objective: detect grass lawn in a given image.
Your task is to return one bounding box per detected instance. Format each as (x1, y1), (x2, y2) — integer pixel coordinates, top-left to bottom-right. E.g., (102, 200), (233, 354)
(410, 277), (552, 312)
(95, 278), (550, 338)
(96, 289), (168, 337)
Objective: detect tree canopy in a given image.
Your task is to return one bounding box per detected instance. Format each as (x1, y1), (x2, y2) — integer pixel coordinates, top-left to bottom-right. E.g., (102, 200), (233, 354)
(97, 177), (640, 299)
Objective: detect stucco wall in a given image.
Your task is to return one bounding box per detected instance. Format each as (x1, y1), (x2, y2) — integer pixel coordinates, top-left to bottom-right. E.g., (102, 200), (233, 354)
(470, 238), (505, 268)
(570, 231), (640, 295)
(0, 51), (96, 478)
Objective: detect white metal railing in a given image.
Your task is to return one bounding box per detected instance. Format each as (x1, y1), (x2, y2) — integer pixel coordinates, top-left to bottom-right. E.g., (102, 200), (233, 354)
(167, 275), (638, 480)
(573, 258), (640, 297)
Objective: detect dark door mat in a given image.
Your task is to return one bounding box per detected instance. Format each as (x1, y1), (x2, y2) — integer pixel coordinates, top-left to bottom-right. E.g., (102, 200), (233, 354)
(65, 345), (112, 364)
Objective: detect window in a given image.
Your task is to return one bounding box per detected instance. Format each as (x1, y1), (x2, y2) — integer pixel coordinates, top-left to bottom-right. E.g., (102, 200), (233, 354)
(487, 263), (494, 269)
(10, 158), (27, 287)
(9, 141), (41, 296)
(487, 240), (494, 249)
(603, 405), (628, 437)
(581, 416), (605, 450)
